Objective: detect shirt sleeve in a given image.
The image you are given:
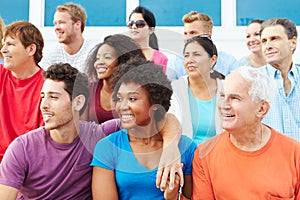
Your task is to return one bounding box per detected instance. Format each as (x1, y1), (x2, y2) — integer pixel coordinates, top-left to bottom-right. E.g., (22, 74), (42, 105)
(181, 138), (197, 175)
(90, 136), (115, 170)
(0, 137), (27, 189)
(192, 146), (215, 199)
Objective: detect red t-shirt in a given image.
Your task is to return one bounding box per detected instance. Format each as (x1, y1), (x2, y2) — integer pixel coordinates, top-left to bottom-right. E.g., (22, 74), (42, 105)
(0, 64), (44, 162)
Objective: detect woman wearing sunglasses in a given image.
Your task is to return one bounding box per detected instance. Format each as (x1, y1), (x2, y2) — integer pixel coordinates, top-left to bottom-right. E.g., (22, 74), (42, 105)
(127, 6), (168, 73)
(169, 35), (224, 145)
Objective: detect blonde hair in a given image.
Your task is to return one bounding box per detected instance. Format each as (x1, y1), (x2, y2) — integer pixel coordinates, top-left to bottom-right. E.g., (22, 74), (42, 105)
(182, 11), (213, 32)
(56, 3), (86, 32)
(0, 17), (5, 58)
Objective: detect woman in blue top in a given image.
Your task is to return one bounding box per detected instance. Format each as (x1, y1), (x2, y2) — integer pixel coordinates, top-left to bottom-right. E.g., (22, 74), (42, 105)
(91, 58), (196, 200)
(169, 35), (224, 145)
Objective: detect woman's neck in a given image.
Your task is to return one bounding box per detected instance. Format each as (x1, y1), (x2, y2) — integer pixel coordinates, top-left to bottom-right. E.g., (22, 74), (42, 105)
(188, 75), (217, 100)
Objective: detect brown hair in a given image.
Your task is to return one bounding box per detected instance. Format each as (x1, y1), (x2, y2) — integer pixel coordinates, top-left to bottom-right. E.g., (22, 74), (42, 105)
(3, 21), (44, 64)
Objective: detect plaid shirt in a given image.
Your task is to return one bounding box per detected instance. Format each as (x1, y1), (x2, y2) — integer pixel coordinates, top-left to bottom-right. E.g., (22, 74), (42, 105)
(261, 63), (300, 141)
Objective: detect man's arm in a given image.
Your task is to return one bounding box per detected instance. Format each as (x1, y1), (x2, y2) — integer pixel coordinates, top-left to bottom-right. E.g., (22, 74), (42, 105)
(0, 184), (18, 200)
(157, 113), (183, 191)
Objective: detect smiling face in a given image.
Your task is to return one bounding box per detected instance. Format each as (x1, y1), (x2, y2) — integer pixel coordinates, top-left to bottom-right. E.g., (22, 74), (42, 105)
(1, 35), (32, 71)
(246, 22), (262, 53)
(128, 13), (152, 43)
(260, 25), (296, 68)
(94, 44), (118, 80)
(218, 72), (262, 133)
(115, 82), (153, 130)
(40, 79), (74, 131)
(53, 11), (79, 44)
(183, 41), (216, 78)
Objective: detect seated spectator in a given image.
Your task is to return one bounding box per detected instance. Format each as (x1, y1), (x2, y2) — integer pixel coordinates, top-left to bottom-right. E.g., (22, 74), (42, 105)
(127, 6), (168, 72)
(238, 19), (267, 68)
(91, 58), (196, 199)
(167, 11), (238, 81)
(39, 3), (95, 72)
(0, 62), (184, 199)
(192, 66), (300, 199)
(82, 34), (146, 124)
(260, 18), (300, 141)
(0, 21), (44, 163)
(169, 35), (224, 145)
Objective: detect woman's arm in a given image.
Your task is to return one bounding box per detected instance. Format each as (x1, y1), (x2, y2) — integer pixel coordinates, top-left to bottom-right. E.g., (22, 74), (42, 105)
(156, 113), (183, 191)
(92, 167), (118, 200)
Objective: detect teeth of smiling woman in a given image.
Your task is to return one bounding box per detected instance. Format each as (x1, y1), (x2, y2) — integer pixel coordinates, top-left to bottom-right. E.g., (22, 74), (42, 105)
(122, 114), (133, 120)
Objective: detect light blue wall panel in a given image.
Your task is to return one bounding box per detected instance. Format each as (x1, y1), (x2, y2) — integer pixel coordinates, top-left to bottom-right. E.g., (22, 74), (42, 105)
(0, 0), (29, 25)
(44, 0), (126, 26)
(237, 0), (300, 26)
(140, 0), (222, 26)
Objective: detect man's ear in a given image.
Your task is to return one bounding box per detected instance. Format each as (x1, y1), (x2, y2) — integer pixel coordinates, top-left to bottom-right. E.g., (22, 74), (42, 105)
(257, 100), (270, 119)
(27, 43), (36, 56)
(73, 95), (86, 112)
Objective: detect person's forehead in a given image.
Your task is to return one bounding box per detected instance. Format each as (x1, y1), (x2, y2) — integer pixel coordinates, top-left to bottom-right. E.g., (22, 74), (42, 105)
(261, 25), (286, 38)
(223, 72), (250, 93)
(42, 79), (66, 93)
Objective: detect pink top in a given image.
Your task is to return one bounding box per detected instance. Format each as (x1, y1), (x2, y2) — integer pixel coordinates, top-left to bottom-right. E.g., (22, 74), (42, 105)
(150, 49), (168, 73)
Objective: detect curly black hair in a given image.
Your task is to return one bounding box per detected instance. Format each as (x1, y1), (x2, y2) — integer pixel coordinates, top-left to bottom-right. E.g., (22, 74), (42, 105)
(43, 62), (89, 115)
(111, 57), (172, 122)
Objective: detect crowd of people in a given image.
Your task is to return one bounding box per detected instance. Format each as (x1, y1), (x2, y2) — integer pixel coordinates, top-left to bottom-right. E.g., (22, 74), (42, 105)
(0, 2), (299, 199)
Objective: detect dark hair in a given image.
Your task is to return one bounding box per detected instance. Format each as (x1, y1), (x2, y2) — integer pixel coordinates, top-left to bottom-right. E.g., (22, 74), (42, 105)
(184, 35), (218, 58)
(43, 63), (89, 115)
(85, 34), (146, 81)
(112, 57), (172, 122)
(261, 18), (297, 40)
(129, 6), (156, 28)
(149, 33), (159, 50)
(184, 35), (225, 79)
(4, 21), (44, 64)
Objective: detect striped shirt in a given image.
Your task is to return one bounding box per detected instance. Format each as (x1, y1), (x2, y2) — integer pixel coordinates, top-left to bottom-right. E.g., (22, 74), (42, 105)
(39, 39), (95, 73)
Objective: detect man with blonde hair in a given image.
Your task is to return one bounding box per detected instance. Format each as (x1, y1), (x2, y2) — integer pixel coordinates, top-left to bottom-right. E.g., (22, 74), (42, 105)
(166, 11), (238, 81)
(39, 2), (95, 72)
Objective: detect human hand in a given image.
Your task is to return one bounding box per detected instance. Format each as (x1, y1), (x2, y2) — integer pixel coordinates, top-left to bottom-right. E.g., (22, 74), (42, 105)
(156, 142), (184, 191)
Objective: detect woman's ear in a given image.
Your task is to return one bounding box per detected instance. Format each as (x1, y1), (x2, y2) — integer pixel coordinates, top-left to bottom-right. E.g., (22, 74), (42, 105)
(73, 95), (86, 113)
(149, 27), (155, 35)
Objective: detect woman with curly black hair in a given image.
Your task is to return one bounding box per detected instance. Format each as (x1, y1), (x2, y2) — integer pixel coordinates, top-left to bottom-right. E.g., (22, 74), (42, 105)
(91, 58), (196, 200)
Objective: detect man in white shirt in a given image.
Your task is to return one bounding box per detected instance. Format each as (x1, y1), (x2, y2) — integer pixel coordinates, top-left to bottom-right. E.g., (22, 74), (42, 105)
(39, 3), (95, 73)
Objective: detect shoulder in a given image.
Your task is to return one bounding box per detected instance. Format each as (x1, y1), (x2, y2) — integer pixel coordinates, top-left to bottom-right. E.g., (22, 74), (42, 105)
(218, 51), (236, 60)
(271, 128), (300, 147)
(196, 132), (226, 159)
(171, 76), (188, 88)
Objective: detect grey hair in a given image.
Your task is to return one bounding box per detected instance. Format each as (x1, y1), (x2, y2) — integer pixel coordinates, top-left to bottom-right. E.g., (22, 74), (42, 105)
(236, 66), (277, 105)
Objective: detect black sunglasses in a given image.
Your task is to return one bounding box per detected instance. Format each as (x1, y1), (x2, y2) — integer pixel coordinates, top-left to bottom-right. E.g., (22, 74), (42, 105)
(127, 20), (147, 29)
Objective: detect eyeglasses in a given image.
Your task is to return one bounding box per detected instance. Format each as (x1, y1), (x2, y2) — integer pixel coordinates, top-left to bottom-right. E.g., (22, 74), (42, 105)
(127, 20), (147, 29)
